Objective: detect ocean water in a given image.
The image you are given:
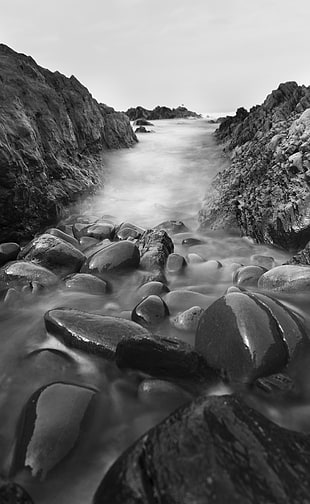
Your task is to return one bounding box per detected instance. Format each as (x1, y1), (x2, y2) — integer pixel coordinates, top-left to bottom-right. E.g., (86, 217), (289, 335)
(0, 119), (303, 504)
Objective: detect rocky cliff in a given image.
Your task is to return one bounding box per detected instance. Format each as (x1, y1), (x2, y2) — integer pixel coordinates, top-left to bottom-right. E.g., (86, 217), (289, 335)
(125, 105), (201, 121)
(0, 44), (137, 242)
(199, 82), (310, 251)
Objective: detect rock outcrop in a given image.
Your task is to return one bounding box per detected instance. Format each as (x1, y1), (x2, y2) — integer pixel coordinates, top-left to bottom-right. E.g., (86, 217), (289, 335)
(126, 105), (201, 121)
(199, 82), (310, 251)
(0, 44), (137, 242)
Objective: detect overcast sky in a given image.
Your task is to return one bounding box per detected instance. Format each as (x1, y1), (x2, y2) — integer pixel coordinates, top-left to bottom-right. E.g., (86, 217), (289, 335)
(1, 0), (310, 114)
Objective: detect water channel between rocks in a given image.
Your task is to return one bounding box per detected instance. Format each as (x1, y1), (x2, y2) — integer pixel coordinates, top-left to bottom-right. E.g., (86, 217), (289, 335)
(0, 119), (304, 504)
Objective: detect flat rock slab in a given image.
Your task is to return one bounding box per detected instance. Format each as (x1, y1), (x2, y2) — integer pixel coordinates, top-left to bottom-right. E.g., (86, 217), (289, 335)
(45, 308), (150, 359)
(115, 332), (215, 383)
(18, 233), (85, 277)
(93, 394), (310, 504)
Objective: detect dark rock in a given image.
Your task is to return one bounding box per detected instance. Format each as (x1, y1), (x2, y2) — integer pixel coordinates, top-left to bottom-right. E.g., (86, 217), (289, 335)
(199, 82), (310, 250)
(0, 481), (34, 503)
(182, 237), (205, 247)
(18, 233), (85, 276)
(0, 242), (20, 266)
(79, 236), (99, 251)
(286, 240), (310, 265)
(82, 239), (111, 258)
(258, 264), (310, 292)
(115, 332), (215, 383)
(137, 229), (174, 281)
(233, 265), (267, 287)
(154, 220), (190, 234)
(133, 118), (154, 126)
(45, 308), (150, 359)
(93, 394), (310, 504)
(0, 44), (137, 242)
(125, 105), (201, 121)
(195, 291), (289, 383)
(72, 222), (91, 239)
(114, 222), (145, 240)
(81, 241), (140, 277)
(166, 253), (187, 274)
(0, 260), (59, 289)
(135, 126), (150, 133)
(132, 295), (169, 327)
(64, 273), (108, 294)
(45, 227), (79, 248)
(86, 222), (115, 240)
(136, 281), (170, 300)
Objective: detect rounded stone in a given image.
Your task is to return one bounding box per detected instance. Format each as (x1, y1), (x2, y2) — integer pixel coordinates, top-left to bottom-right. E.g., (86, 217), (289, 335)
(136, 281), (170, 300)
(164, 289), (213, 314)
(258, 265), (310, 292)
(132, 295), (169, 327)
(0, 261), (59, 289)
(18, 233), (85, 276)
(44, 308), (150, 359)
(250, 254), (275, 270)
(0, 242), (20, 266)
(86, 222), (115, 240)
(64, 273), (108, 294)
(166, 253), (187, 274)
(79, 236), (100, 251)
(233, 265), (267, 287)
(195, 291), (288, 383)
(186, 253), (205, 264)
(45, 227), (79, 248)
(115, 222), (145, 240)
(82, 241), (140, 276)
(182, 238), (205, 247)
(172, 306), (204, 332)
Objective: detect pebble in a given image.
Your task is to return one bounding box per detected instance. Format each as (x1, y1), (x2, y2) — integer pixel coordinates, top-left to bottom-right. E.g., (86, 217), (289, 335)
(79, 236), (100, 251)
(233, 265), (267, 287)
(171, 306), (204, 332)
(0, 261), (59, 289)
(0, 242), (20, 266)
(86, 222), (115, 240)
(136, 281), (170, 301)
(166, 253), (187, 274)
(64, 273), (108, 294)
(250, 254), (275, 269)
(115, 222), (145, 240)
(132, 294), (169, 327)
(186, 253), (205, 263)
(164, 289), (213, 314)
(45, 228), (80, 248)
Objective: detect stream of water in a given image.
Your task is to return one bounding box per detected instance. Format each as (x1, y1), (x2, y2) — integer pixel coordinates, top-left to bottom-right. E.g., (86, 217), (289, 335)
(0, 119), (297, 503)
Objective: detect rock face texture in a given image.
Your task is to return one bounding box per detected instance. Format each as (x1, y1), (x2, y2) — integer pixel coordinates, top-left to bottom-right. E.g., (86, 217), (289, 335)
(199, 82), (310, 250)
(0, 44), (137, 241)
(126, 105), (201, 121)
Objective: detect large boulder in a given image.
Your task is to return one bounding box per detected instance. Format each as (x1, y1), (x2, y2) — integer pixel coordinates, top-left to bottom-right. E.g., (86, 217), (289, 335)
(93, 394), (310, 504)
(0, 44), (137, 242)
(199, 82), (310, 250)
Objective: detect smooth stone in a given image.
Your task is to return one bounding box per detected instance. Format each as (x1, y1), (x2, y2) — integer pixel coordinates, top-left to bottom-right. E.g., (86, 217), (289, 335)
(164, 290), (213, 314)
(45, 227), (79, 248)
(82, 241), (140, 276)
(258, 265), (310, 292)
(195, 291), (288, 383)
(0, 242), (20, 266)
(72, 222), (91, 239)
(182, 237), (206, 247)
(132, 295), (169, 327)
(86, 222), (115, 240)
(93, 394), (310, 504)
(154, 220), (190, 234)
(166, 253), (187, 274)
(171, 306), (204, 332)
(64, 273), (108, 294)
(18, 233), (85, 276)
(186, 253), (205, 263)
(233, 265), (267, 287)
(45, 308), (150, 359)
(136, 281), (170, 301)
(251, 254), (275, 269)
(0, 481), (34, 503)
(83, 239), (111, 258)
(138, 379), (192, 407)
(0, 261), (59, 289)
(115, 222), (145, 240)
(79, 236), (100, 251)
(246, 291), (307, 361)
(115, 332), (215, 382)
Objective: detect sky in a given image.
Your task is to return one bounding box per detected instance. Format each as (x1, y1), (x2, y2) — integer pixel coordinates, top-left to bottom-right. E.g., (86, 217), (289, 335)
(1, 0), (310, 114)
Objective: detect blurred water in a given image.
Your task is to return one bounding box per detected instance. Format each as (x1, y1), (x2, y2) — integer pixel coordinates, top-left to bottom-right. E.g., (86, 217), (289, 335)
(0, 118), (306, 504)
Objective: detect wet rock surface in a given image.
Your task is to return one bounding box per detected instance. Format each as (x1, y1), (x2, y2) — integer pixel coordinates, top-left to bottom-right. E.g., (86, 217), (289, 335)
(0, 481), (34, 503)
(258, 264), (310, 292)
(82, 240), (140, 277)
(94, 394), (310, 504)
(0, 44), (137, 242)
(199, 82), (310, 250)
